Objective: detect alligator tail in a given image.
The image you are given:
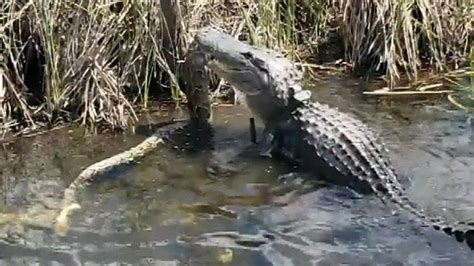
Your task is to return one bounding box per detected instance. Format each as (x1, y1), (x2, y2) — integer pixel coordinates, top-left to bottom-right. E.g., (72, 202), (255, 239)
(374, 185), (474, 250)
(294, 102), (474, 251)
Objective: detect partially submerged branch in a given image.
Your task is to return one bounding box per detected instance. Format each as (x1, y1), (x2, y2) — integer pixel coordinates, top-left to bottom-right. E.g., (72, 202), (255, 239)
(0, 120), (197, 233)
(53, 129), (168, 236)
(363, 90), (453, 96)
(0, 127), (172, 236)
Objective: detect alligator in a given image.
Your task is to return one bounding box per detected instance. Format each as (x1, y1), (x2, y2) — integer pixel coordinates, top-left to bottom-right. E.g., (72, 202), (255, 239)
(183, 26), (474, 250)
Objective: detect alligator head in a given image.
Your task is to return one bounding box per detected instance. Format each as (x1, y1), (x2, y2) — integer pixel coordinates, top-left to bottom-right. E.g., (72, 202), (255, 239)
(193, 27), (311, 124)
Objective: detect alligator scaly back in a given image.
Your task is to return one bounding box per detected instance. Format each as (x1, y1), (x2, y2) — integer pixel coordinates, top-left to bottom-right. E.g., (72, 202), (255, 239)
(272, 99), (474, 249)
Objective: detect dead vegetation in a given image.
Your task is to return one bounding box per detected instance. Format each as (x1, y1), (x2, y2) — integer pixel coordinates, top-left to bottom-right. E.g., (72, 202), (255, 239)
(0, 0), (472, 136)
(337, 0), (472, 86)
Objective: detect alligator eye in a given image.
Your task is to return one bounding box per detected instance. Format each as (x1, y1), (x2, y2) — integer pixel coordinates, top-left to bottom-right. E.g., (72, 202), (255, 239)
(241, 52), (253, 59)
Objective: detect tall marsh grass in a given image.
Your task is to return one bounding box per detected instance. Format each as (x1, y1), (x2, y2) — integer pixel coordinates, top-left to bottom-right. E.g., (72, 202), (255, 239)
(1, 0), (187, 135)
(337, 0), (472, 86)
(1, 0), (471, 135)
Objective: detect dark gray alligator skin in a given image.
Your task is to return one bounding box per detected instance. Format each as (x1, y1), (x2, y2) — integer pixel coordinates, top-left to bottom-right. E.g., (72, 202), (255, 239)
(189, 26), (474, 250)
(269, 100), (474, 249)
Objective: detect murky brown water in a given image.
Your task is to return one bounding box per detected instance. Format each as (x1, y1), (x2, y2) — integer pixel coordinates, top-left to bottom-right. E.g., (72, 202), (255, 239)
(1, 76), (473, 265)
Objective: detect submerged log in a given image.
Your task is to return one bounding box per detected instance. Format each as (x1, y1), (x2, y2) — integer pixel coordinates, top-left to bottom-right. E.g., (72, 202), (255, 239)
(54, 131), (165, 235)
(53, 122), (181, 235)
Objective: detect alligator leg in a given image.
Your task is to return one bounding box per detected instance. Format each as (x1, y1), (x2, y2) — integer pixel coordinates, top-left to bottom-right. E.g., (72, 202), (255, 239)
(257, 130), (275, 158)
(256, 118), (299, 158)
(245, 114), (276, 157)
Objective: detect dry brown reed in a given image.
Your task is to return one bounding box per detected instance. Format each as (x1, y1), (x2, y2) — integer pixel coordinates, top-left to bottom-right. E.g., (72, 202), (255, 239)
(1, 0), (471, 135)
(336, 0), (472, 86)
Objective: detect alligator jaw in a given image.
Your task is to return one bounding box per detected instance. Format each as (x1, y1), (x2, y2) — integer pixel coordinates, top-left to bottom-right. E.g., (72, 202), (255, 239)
(206, 60), (264, 96)
(194, 27), (271, 96)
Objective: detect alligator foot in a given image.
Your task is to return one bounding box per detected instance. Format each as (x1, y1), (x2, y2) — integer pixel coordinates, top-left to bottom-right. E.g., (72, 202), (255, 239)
(257, 132), (274, 158)
(247, 116), (272, 157)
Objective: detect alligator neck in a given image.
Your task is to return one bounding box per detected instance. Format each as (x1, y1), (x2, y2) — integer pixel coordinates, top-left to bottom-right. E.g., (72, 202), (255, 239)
(244, 90), (306, 128)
